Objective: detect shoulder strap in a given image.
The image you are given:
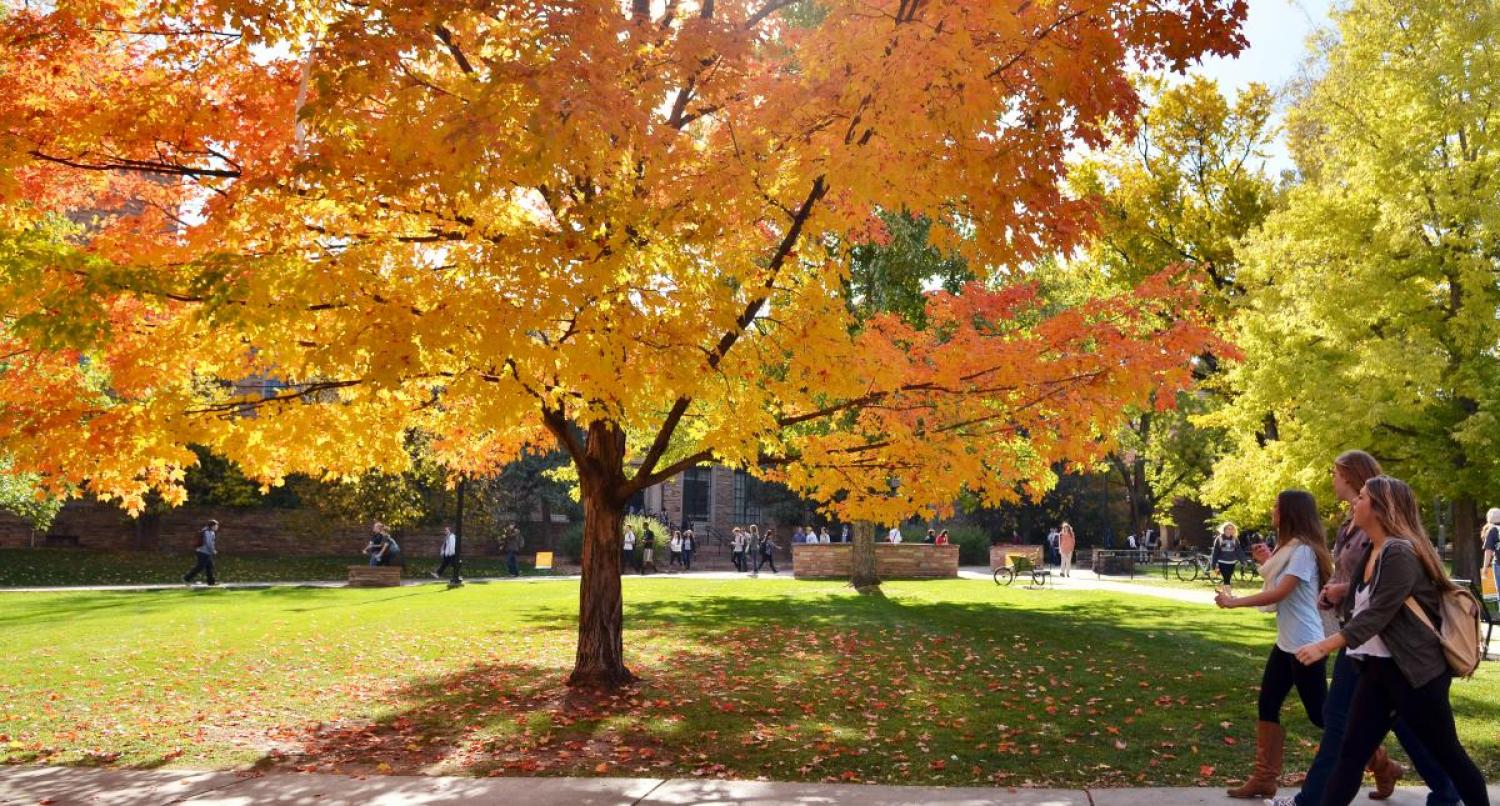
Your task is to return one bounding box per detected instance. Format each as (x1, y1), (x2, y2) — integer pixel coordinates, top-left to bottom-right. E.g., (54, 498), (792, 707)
(1403, 596), (1437, 633)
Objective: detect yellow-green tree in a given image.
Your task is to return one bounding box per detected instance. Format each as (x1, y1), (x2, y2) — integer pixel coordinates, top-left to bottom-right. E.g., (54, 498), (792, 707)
(1060, 76), (1278, 538)
(1204, 0), (1500, 578)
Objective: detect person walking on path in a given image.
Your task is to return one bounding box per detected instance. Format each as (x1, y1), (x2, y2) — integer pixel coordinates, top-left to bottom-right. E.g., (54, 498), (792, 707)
(1214, 490), (1333, 800)
(640, 529), (656, 574)
(504, 530), (521, 577)
(682, 529), (696, 571)
(666, 530), (682, 570)
(1273, 451), (1459, 806)
(1292, 476), (1489, 806)
(756, 528), (780, 574)
(1211, 522), (1242, 588)
(1058, 522), (1076, 577)
(432, 526), (458, 579)
(623, 523), (637, 571)
(183, 519), (219, 586)
(1482, 509), (1499, 595)
(730, 527), (746, 572)
(747, 525), (761, 577)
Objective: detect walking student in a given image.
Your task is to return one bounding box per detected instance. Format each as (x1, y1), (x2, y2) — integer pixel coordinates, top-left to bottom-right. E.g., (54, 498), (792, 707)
(183, 519), (219, 586)
(1058, 522), (1076, 577)
(1482, 509), (1499, 594)
(682, 528), (696, 571)
(1293, 476), (1489, 806)
(1214, 490), (1333, 799)
(1211, 522), (1242, 588)
(623, 523), (637, 570)
(1276, 451), (1459, 806)
(640, 529), (656, 574)
(756, 528), (779, 574)
(668, 530), (683, 570)
(730, 527), (745, 572)
(432, 526), (458, 579)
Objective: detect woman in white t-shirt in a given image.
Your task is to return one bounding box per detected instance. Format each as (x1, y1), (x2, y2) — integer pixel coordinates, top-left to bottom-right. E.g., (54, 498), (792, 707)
(1213, 490), (1333, 800)
(622, 525), (636, 570)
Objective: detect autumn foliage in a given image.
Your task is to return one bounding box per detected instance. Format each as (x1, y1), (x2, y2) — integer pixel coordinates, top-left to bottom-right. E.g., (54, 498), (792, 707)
(0, 0), (1243, 684)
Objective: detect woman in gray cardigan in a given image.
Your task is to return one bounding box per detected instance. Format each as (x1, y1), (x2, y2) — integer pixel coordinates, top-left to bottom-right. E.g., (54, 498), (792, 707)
(1294, 477), (1487, 806)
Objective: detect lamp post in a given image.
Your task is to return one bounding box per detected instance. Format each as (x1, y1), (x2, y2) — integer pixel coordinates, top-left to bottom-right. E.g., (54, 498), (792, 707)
(449, 475), (466, 587)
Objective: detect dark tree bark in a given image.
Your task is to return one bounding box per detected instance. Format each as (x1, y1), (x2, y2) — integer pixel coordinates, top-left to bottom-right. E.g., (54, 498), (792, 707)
(1452, 495), (1480, 583)
(850, 521), (881, 594)
(567, 420), (637, 688)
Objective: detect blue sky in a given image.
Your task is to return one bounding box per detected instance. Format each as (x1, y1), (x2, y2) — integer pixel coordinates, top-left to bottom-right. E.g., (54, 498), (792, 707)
(1192, 0), (1338, 173)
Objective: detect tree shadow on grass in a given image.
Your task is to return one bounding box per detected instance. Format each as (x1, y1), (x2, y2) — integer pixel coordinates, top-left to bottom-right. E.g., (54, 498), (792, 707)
(239, 592), (1305, 787)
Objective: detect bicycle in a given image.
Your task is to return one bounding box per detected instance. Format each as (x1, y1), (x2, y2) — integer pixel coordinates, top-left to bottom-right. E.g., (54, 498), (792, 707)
(1173, 553), (1213, 582)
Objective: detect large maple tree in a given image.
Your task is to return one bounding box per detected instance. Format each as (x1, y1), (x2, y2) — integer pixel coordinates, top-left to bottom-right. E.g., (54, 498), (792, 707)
(0, 0), (1243, 686)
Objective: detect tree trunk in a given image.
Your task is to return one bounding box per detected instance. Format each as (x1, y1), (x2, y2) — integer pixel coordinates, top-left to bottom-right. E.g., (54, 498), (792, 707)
(1452, 496), (1480, 583)
(568, 421), (637, 689)
(850, 521), (881, 595)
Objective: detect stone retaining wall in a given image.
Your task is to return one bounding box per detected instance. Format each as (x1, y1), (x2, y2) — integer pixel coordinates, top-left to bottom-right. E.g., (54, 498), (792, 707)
(792, 544), (958, 579)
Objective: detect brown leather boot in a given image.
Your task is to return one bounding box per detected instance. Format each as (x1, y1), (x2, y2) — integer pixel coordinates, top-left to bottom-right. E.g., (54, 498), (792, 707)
(1366, 745), (1403, 800)
(1227, 721), (1285, 799)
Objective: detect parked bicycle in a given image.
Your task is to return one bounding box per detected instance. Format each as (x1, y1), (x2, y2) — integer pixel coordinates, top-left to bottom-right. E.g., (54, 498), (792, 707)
(1173, 553), (1214, 582)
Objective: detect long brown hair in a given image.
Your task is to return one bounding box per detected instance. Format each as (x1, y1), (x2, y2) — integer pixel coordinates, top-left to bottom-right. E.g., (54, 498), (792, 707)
(1334, 450), (1383, 494)
(1276, 490), (1333, 586)
(1362, 476), (1456, 592)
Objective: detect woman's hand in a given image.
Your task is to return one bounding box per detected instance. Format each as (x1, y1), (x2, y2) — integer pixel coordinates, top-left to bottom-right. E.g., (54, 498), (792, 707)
(1215, 592), (1236, 609)
(1295, 639), (1332, 665)
(1319, 581), (1349, 607)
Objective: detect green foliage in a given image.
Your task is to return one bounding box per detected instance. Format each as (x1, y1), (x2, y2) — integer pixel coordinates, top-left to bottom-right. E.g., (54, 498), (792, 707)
(1051, 75), (1280, 534)
(844, 210), (972, 329)
(1203, 0), (1500, 558)
(183, 446), (299, 508)
(559, 521), (585, 561)
(946, 525), (990, 565)
(0, 457), (61, 529)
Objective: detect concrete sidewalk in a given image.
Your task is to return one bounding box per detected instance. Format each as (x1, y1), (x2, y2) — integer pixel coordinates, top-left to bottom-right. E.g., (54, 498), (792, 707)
(3, 767), (1491, 806)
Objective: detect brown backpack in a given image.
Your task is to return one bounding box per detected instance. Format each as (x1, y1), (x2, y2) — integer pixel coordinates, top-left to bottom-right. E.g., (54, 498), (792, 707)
(1405, 587), (1484, 678)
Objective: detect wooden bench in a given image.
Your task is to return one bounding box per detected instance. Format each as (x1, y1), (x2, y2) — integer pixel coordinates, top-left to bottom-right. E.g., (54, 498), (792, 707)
(348, 565), (401, 587)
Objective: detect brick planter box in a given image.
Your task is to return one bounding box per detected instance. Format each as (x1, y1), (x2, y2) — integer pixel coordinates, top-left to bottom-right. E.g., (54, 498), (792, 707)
(792, 544), (959, 579)
(989, 544), (1043, 570)
(347, 566), (401, 587)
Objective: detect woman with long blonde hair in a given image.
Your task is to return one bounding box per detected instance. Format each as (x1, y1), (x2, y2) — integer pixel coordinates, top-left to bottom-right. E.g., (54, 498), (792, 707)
(1294, 477), (1487, 806)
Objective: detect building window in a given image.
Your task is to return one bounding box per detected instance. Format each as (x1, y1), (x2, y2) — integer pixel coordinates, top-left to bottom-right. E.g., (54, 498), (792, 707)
(733, 470), (760, 524)
(684, 467), (712, 524)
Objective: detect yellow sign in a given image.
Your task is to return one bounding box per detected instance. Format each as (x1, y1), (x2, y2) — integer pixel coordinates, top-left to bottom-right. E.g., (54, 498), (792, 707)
(534, 551), (554, 571)
(1484, 565), (1496, 598)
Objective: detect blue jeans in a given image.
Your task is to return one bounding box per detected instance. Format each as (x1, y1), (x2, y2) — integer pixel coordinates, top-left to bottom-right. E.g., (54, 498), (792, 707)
(1297, 650), (1460, 806)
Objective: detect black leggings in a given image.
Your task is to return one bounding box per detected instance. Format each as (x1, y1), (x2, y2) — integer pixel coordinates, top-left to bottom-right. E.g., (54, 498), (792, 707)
(1218, 562), (1236, 586)
(1322, 658), (1488, 806)
(1259, 645), (1326, 726)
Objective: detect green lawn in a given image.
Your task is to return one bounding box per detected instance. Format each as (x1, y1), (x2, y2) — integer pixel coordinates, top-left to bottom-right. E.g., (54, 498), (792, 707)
(2, 578), (1496, 788)
(0, 549), (553, 588)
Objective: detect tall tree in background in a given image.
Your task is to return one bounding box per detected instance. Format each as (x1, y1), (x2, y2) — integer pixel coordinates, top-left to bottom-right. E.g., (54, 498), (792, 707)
(0, 0), (1243, 686)
(1060, 76), (1278, 539)
(1204, 0), (1500, 579)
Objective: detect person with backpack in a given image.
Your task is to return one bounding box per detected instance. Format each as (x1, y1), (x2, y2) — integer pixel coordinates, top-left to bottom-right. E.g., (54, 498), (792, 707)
(1213, 491), (1334, 799)
(1293, 476), (1488, 806)
(1274, 451), (1459, 806)
(756, 527), (779, 574)
(183, 519), (219, 586)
